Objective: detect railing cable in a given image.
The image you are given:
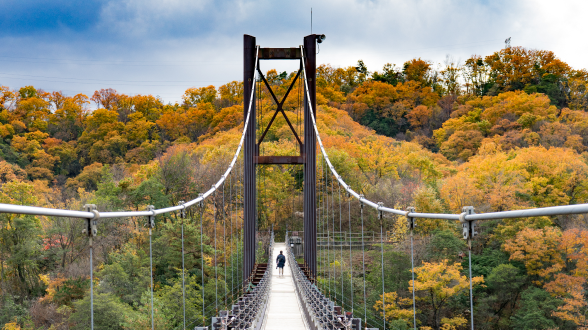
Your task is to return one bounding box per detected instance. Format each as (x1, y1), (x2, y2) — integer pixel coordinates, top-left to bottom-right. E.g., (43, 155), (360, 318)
(408, 209), (417, 330)
(147, 206), (155, 330)
(338, 180), (344, 303)
(229, 172), (235, 304)
(213, 189), (218, 314)
(198, 196), (206, 325)
(179, 201), (187, 330)
(348, 193), (354, 314)
(378, 204), (387, 330)
(468, 240), (474, 330)
(222, 181), (227, 310)
(330, 170), (337, 303)
(360, 198), (367, 324)
(326, 157), (332, 298)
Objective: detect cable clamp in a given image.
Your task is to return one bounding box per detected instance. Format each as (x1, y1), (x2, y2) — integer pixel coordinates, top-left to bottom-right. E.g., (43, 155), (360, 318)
(406, 206), (416, 230)
(82, 204), (99, 237)
(460, 206), (477, 240)
(178, 201), (186, 219)
(146, 205), (155, 229)
(377, 202), (384, 220)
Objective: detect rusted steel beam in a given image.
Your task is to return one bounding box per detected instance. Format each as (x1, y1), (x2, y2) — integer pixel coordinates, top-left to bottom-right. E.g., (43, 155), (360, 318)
(303, 34), (318, 278)
(255, 156), (305, 164)
(243, 34), (257, 282)
(259, 47), (302, 59)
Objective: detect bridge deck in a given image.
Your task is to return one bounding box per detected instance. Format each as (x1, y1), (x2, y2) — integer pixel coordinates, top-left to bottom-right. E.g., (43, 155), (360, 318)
(263, 242), (307, 330)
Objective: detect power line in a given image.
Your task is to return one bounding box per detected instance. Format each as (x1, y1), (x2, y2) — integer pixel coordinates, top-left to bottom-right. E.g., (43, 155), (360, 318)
(0, 56), (239, 66)
(0, 74), (227, 87)
(0, 72), (232, 83)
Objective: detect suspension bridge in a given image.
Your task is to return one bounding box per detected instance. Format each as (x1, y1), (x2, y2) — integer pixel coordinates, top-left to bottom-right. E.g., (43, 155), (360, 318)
(2, 34), (588, 330)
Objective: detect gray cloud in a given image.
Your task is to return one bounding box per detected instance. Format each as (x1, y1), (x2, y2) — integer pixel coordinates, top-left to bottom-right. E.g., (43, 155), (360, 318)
(0, 0), (586, 105)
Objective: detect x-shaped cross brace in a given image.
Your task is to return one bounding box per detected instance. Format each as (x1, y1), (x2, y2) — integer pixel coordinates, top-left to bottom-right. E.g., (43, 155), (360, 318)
(256, 64), (303, 153)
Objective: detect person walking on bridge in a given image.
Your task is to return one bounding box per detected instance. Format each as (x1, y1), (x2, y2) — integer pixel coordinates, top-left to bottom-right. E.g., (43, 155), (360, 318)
(276, 250), (286, 276)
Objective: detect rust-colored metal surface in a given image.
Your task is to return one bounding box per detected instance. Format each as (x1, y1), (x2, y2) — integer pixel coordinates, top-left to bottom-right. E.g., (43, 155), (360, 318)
(255, 156), (305, 164)
(259, 47), (302, 59)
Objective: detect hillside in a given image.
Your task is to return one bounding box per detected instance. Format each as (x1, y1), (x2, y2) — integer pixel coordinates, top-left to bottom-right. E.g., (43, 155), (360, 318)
(0, 45), (587, 329)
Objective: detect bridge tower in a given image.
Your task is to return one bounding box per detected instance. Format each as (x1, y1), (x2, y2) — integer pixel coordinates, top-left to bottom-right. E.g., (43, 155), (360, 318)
(243, 34), (322, 280)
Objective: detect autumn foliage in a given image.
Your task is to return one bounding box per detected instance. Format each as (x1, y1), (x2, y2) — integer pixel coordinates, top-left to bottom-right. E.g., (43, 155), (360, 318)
(0, 44), (588, 329)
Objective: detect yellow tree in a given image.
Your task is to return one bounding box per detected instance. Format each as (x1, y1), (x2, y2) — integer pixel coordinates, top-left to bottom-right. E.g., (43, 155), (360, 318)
(182, 86), (216, 107)
(374, 292), (413, 327)
(411, 259), (484, 330)
(505, 227), (588, 328)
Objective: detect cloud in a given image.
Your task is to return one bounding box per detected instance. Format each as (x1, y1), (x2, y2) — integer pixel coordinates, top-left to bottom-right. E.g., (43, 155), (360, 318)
(0, 0), (586, 104)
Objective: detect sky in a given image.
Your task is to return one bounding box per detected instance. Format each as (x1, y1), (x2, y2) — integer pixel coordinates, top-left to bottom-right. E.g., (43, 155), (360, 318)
(1, 0), (587, 105)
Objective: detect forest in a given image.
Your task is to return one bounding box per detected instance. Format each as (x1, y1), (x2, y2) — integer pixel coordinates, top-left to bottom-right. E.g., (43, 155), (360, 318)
(0, 45), (588, 329)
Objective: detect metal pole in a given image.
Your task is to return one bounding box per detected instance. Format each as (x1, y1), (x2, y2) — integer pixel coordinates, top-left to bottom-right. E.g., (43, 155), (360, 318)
(243, 34), (257, 282)
(303, 34), (317, 277)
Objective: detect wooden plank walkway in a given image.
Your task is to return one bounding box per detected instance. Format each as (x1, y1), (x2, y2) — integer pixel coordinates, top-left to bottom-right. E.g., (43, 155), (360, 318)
(263, 242), (308, 330)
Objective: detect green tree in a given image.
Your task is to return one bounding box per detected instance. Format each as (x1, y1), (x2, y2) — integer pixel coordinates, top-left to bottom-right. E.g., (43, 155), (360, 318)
(0, 181), (45, 298)
(69, 292), (135, 330)
(98, 245), (150, 307)
(510, 287), (563, 330)
(155, 275), (204, 328)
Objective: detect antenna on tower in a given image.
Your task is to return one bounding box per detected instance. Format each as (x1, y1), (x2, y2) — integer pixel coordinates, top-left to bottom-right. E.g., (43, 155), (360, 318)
(505, 37), (511, 49)
(311, 8), (313, 34)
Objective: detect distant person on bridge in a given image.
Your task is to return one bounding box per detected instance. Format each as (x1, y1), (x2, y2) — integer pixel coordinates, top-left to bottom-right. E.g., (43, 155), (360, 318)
(276, 251), (286, 275)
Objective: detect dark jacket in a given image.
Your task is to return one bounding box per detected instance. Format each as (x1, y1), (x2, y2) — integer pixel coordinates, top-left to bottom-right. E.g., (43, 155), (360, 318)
(276, 254), (286, 267)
